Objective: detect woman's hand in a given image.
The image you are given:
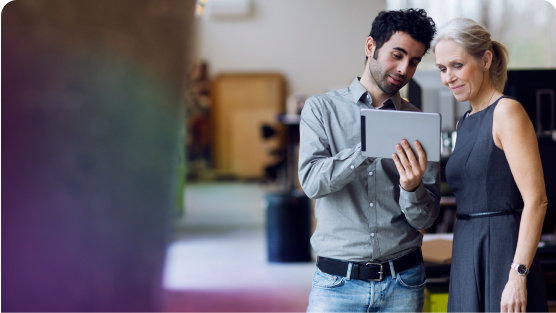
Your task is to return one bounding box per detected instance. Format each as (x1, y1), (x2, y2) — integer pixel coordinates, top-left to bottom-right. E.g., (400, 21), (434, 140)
(500, 270), (527, 312)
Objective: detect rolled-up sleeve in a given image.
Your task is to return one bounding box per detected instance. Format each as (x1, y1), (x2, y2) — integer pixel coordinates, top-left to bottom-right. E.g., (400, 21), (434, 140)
(399, 161), (441, 230)
(298, 98), (367, 199)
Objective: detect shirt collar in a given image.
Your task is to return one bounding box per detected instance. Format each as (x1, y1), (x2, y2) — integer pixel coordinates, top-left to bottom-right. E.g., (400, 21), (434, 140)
(348, 77), (402, 110)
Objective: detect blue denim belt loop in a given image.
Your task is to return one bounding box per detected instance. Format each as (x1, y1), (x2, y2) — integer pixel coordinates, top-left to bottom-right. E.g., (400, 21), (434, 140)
(346, 263), (353, 280)
(388, 260), (396, 278)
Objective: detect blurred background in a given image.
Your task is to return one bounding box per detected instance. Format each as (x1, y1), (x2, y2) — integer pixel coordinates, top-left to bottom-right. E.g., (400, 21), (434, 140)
(2, 0), (556, 312)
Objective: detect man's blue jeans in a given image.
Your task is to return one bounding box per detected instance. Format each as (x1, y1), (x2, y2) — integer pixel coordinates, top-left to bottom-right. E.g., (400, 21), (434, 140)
(307, 262), (426, 312)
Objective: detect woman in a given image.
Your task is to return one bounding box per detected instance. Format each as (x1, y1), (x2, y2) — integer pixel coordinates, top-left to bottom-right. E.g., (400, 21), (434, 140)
(433, 18), (548, 312)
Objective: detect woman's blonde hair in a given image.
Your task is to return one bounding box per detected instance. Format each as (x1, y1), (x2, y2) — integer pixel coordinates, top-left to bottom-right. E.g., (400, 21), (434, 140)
(432, 18), (509, 92)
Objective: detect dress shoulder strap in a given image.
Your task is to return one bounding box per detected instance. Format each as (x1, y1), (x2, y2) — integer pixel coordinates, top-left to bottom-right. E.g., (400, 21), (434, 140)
(490, 95), (514, 108)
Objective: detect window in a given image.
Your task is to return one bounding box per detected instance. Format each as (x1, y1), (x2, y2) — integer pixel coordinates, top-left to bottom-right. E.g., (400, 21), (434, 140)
(388, 0), (556, 68)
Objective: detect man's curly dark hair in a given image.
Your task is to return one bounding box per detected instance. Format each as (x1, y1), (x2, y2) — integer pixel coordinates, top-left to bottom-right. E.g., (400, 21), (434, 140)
(366, 8), (436, 62)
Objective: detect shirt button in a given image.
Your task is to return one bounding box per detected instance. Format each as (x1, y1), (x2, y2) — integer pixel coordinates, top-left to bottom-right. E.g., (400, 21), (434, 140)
(350, 165), (355, 170)
(368, 171), (373, 176)
(369, 202), (374, 207)
(370, 233), (375, 237)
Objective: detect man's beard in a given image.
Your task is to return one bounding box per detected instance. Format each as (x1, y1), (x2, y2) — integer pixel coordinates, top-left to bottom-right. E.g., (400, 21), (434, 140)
(370, 66), (405, 96)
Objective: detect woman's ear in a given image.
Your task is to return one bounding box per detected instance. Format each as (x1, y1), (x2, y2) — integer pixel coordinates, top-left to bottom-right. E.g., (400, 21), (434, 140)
(482, 50), (493, 71)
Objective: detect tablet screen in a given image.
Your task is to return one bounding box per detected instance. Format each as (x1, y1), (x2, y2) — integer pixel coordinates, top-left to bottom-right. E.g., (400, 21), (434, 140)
(361, 109), (441, 162)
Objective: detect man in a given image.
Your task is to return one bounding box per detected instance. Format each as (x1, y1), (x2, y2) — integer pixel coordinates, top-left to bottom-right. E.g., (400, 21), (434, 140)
(298, 8), (439, 312)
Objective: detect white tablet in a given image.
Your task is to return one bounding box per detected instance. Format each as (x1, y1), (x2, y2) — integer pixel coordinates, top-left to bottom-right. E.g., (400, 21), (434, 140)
(361, 109), (441, 162)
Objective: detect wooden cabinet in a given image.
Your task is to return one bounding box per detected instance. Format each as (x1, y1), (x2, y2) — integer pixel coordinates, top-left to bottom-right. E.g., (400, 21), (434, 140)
(211, 73), (285, 179)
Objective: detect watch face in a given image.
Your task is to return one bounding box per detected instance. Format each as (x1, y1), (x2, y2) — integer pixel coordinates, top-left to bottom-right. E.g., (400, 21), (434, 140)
(511, 262), (529, 276)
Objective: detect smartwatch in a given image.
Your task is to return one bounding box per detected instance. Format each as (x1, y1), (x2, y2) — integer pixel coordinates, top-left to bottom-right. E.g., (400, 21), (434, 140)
(511, 262), (529, 276)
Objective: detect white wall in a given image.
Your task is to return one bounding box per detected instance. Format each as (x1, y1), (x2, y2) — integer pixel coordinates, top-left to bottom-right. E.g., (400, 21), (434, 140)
(194, 0), (386, 98)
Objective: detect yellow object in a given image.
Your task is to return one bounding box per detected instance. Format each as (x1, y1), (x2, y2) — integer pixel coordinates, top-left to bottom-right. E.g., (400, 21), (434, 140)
(423, 289), (448, 312)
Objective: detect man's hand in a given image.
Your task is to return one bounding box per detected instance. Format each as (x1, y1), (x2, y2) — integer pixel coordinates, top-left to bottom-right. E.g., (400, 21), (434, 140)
(392, 139), (427, 191)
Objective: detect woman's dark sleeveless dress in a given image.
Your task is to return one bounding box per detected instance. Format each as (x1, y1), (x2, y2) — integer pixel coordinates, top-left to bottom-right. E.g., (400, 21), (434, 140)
(445, 96), (547, 312)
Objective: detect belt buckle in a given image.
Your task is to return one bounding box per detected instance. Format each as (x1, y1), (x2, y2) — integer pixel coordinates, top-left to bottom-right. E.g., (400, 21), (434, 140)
(365, 262), (383, 281)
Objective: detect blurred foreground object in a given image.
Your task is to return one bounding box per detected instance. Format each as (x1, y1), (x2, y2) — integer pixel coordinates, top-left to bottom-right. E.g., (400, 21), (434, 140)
(2, 0), (195, 311)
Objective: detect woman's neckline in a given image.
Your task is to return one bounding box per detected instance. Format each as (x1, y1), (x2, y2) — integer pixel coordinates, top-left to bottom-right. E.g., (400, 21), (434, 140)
(465, 95), (504, 118)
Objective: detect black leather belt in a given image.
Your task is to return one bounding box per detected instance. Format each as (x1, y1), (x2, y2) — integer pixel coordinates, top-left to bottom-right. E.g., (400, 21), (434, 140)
(317, 249), (423, 282)
(456, 209), (522, 220)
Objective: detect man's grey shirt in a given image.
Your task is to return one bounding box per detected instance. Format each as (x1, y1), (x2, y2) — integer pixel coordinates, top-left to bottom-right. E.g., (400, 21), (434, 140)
(298, 77), (440, 262)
